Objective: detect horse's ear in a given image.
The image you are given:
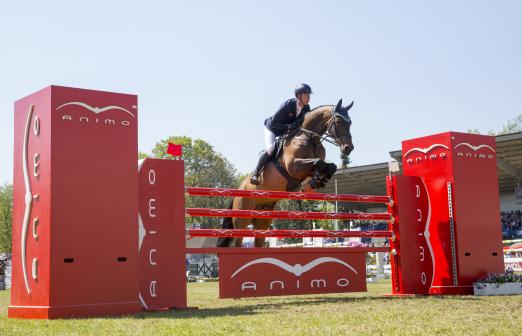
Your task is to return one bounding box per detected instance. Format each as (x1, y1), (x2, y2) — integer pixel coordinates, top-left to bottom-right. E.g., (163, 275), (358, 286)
(334, 99), (343, 112)
(344, 100), (354, 113)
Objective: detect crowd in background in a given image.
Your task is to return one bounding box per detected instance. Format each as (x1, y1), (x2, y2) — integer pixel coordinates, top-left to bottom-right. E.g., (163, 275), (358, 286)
(354, 212), (522, 240)
(502, 210), (522, 239)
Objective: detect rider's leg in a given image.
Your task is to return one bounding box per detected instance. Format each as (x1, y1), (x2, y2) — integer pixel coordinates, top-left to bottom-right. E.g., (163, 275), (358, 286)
(250, 152), (270, 185)
(250, 128), (276, 185)
(263, 127), (277, 157)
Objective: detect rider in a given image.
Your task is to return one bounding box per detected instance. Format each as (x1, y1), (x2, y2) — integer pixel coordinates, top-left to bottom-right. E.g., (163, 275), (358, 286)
(250, 83), (313, 185)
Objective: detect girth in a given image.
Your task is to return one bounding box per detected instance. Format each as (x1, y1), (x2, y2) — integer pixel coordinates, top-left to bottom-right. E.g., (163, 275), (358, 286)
(271, 160), (303, 191)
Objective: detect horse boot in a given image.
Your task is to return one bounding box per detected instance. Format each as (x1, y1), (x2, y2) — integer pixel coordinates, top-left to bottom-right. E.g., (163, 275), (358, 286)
(250, 151), (270, 185)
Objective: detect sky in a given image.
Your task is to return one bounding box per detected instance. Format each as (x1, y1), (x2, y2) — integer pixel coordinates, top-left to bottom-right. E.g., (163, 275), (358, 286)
(1, 1), (521, 183)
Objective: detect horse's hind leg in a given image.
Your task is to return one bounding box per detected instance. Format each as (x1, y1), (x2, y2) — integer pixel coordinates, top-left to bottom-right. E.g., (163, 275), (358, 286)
(252, 218), (274, 247)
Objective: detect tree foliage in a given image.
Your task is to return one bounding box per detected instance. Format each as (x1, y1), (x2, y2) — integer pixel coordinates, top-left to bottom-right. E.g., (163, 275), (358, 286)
(340, 152), (349, 169)
(270, 199), (339, 244)
(0, 183), (13, 253)
(142, 136), (242, 228)
(469, 114), (522, 135)
(495, 115), (522, 135)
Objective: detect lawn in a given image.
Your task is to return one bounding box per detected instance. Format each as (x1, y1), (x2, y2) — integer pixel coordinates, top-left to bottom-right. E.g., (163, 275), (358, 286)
(1, 280), (521, 336)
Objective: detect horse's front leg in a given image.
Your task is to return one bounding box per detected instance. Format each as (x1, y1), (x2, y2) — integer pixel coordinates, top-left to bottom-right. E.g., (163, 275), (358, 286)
(287, 158), (318, 186)
(320, 162), (337, 185)
(289, 158), (336, 189)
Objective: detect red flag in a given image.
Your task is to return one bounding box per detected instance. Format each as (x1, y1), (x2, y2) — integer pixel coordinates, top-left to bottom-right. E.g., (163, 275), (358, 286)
(167, 143), (182, 157)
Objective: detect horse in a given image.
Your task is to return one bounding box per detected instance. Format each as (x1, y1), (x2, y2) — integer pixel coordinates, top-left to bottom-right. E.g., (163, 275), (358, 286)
(217, 99), (354, 247)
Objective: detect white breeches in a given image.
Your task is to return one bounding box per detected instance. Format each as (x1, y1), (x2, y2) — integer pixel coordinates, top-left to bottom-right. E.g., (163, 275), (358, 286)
(264, 127), (276, 155)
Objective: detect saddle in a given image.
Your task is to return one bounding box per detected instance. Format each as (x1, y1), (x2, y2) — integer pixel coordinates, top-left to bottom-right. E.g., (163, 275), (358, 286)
(264, 133), (303, 191)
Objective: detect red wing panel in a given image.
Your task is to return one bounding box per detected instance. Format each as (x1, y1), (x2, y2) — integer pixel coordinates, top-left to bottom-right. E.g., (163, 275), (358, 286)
(388, 175), (432, 294)
(138, 159), (187, 310)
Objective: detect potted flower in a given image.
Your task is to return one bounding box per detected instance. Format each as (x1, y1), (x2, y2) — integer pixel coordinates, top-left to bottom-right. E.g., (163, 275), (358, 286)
(473, 268), (522, 296)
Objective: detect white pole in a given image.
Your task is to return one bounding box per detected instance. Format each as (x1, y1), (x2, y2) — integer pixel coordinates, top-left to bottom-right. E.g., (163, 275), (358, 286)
(376, 252), (385, 279)
(334, 177), (339, 230)
(334, 177), (339, 243)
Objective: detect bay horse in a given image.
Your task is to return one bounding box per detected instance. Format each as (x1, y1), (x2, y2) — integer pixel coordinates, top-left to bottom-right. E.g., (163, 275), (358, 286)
(217, 99), (354, 247)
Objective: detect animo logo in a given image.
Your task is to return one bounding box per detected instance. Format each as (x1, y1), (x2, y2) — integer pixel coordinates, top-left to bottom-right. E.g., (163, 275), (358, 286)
(454, 142), (495, 160)
(231, 257), (358, 277)
(231, 257), (358, 293)
(404, 144), (449, 165)
(57, 101), (136, 126)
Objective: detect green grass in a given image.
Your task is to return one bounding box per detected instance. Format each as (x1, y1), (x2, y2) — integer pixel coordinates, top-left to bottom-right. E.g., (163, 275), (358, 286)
(1, 281), (521, 335)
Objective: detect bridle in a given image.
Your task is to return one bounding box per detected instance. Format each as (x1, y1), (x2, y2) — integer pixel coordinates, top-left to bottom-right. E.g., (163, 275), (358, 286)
(298, 107), (352, 147)
(326, 110), (352, 146)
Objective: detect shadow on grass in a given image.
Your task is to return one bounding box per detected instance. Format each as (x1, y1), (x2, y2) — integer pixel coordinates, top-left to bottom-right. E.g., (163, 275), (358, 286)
(0, 288), (483, 321)
(125, 290), (487, 320)
(125, 294), (428, 320)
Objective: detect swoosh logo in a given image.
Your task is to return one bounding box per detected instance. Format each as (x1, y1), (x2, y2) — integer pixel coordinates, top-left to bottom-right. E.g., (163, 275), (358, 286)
(420, 177), (435, 289)
(56, 102), (136, 118)
(231, 257), (358, 278)
(138, 214), (146, 251)
(454, 143), (495, 153)
(21, 105), (34, 295)
(404, 144), (448, 157)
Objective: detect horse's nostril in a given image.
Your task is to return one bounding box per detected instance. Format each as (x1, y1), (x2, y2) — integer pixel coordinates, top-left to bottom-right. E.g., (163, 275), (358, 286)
(343, 144), (354, 155)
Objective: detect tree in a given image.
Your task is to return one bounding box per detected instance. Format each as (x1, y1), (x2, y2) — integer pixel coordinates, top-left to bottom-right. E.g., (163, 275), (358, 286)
(271, 199), (337, 244)
(469, 114), (522, 135)
(0, 183), (13, 253)
(340, 152), (349, 169)
(496, 115), (522, 135)
(143, 136), (242, 228)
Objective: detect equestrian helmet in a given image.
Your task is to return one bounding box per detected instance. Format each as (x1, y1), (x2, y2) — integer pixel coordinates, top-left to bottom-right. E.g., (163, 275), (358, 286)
(295, 83), (313, 97)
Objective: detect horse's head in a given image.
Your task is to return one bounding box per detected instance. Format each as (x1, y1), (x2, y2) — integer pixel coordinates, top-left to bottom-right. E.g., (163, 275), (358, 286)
(328, 99), (354, 156)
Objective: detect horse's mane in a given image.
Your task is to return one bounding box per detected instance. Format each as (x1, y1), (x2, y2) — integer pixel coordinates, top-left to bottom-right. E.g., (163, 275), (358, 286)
(310, 105), (333, 112)
(306, 102), (351, 121)
(304, 105), (333, 120)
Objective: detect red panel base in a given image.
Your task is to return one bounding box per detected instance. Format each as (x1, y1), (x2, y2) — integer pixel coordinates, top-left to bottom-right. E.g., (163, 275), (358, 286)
(8, 302), (142, 319)
(218, 251), (367, 298)
(428, 286), (473, 295)
(385, 286), (473, 297)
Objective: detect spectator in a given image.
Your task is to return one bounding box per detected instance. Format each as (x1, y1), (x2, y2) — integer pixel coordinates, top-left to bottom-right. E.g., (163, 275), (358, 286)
(501, 210), (522, 239)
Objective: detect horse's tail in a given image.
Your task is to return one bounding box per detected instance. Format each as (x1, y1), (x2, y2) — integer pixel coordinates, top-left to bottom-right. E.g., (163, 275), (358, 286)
(216, 200), (234, 247)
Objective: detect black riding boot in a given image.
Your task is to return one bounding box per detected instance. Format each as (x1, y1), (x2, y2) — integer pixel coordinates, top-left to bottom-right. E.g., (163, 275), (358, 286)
(250, 151), (271, 185)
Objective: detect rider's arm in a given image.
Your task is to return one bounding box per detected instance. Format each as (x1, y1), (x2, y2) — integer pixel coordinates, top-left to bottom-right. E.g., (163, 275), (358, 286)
(268, 99), (296, 132)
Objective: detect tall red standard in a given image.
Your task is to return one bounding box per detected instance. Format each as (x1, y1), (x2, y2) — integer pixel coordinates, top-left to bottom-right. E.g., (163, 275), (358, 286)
(9, 86), (141, 319)
(390, 132), (504, 295)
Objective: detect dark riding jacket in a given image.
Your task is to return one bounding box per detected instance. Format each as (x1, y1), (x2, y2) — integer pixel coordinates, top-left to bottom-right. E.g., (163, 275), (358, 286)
(264, 98), (311, 136)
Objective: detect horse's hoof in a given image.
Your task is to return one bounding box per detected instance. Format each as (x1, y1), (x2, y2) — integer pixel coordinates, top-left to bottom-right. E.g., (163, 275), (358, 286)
(310, 180), (319, 189)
